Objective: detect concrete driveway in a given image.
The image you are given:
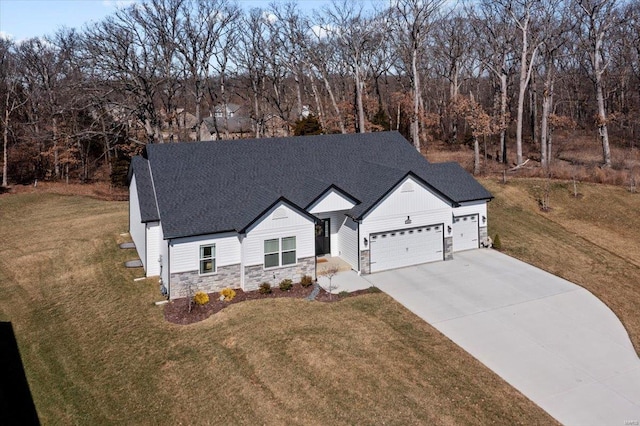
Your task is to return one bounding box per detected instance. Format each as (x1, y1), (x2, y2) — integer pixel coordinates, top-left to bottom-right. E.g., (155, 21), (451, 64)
(362, 249), (640, 425)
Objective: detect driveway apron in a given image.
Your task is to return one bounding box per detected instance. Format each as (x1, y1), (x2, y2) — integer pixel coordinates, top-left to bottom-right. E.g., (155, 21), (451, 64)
(363, 249), (640, 425)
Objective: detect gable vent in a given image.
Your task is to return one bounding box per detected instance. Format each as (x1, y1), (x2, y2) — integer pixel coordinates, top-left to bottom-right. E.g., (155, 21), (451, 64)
(401, 181), (415, 192)
(273, 207), (288, 220)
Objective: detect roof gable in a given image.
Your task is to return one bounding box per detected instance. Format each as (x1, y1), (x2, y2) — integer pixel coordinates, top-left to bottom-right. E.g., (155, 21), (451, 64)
(307, 185), (359, 214)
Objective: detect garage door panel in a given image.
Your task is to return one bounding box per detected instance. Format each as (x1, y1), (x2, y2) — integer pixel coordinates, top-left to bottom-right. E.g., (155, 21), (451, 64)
(453, 215), (479, 252)
(369, 225), (443, 273)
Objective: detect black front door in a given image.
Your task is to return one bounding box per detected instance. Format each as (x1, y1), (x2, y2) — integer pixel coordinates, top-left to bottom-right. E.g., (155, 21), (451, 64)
(315, 218), (331, 255)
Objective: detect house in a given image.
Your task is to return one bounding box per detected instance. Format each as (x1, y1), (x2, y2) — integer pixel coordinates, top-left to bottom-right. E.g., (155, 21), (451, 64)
(128, 132), (493, 300)
(200, 103), (252, 140)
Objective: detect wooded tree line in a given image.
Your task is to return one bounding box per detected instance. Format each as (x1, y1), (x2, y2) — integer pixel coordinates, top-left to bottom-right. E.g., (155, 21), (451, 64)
(1, 0), (639, 186)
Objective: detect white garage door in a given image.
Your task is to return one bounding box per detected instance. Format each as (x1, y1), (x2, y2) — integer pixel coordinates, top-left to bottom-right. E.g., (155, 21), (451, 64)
(453, 214), (479, 252)
(369, 225), (444, 273)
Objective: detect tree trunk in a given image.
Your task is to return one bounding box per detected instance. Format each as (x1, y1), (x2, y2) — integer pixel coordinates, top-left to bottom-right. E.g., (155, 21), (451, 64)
(530, 70), (537, 147)
(2, 101), (8, 187)
(473, 134), (480, 175)
(411, 47), (421, 151)
(500, 72), (508, 164)
(595, 71), (612, 167)
(52, 116), (60, 179)
(322, 73), (346, 134)
(354, 66), (366, 133)
(540, 76), (553, 168)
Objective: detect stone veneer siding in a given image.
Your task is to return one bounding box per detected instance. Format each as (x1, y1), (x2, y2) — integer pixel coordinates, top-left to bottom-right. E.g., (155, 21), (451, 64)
(360, 250), (370, 274)
(170, 263), (241, 299)
(243, 256), (315, 291)
(444, 236), (453, 260)
(479, 226), (489, 247)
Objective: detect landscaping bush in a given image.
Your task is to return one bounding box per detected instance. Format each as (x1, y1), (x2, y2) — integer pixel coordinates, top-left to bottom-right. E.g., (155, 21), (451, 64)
(300, 274), (313, 287)
(493, 234), (502, 250)
(219, 287), (236, 301)
(367, 286), (382, 293)
(259, 282), (272, 294)
(193, 291), (210, 306)
(279, 279), (293, 291)
(338, 290), (349, 298)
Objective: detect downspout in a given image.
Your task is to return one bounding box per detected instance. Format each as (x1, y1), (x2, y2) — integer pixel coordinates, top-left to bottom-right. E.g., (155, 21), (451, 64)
(356, 218), (361, 274)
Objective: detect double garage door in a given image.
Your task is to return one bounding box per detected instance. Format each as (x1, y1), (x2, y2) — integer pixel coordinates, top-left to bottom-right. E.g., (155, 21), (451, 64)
(369, 225), (444, 273)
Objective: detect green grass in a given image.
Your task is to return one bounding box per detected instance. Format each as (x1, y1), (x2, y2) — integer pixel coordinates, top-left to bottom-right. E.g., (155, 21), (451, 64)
(483, 177), (640, 353)
(0, 192), (555, 424)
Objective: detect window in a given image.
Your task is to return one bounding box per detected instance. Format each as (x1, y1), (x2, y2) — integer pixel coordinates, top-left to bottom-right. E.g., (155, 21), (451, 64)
(264, 237), (296, 268)
(282, 237), (296, 266)
(200, 244), (215, 274)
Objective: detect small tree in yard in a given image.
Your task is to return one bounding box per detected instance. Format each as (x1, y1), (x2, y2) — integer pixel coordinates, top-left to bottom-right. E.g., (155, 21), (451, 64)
(320, 265), (340, 300)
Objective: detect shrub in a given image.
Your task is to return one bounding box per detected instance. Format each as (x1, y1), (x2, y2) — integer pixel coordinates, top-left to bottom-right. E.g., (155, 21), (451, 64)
(219, 287), (236, 301)
(279, 279), (293, 291)
(193, 291), (210, 306)
(367, 286), (382, 293)
(259, 282), (272, 294)
(493, 234), (502, 250)
(338, 290), (349, 298)
(300, 274), (313, 287)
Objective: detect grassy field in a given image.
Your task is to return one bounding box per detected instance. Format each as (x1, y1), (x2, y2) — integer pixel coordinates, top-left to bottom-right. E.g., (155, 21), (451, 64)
(0, 193), (554, 424)
(483, 177), (640, 353)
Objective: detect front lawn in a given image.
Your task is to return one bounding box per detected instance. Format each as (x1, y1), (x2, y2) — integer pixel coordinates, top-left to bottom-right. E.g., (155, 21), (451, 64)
(0, 192), (554, 424)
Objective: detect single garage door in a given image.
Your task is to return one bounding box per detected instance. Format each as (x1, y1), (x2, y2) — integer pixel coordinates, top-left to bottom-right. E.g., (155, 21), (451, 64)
(369, 225), (444, 273)
(453, 214), (479, 252)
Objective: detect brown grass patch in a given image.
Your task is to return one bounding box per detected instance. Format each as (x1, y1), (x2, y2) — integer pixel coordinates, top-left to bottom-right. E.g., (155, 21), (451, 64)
(0, 193), (555, 424)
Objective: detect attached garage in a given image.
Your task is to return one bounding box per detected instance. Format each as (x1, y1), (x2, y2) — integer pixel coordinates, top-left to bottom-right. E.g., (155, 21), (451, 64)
(369, 225), (444, 273)
(452, 214), (479, 252)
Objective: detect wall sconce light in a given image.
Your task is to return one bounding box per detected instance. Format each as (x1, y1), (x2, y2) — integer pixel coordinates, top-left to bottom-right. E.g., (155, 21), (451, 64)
(405, 215), (412, 224)
(447, 225), (452, 234)
(482, 215), (486, 224)
(364, 237), (368, 247)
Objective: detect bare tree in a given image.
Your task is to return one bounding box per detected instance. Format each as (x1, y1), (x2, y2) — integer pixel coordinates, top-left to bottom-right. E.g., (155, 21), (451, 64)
(503, 0), (548, 166)
(178, 0), (239, 141)
(469, 0), (516, 164)
(392, 0), (445, 151)
(574, 0), (621, 168)
(0, 39), (27, 187)
(319, 0), (383, 133)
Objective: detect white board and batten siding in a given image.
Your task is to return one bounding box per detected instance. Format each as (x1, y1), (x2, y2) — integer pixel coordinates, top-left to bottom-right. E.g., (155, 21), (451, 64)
(158, 225), (169, 286)
(169, 232), (241, 274)
(146, 222), (161, 276)
(338, 216), (359, 270)
(128, 174), (147, 270)
(360, 176), (452, 247)
(452, 200), (487, 221)
(360, 176), (453, 272)
(243, 201), (315, 266)
(307, 188), (356, 214)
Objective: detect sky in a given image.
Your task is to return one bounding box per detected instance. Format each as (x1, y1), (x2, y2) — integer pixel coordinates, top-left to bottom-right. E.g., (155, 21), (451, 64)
(0, 0), (338, 42)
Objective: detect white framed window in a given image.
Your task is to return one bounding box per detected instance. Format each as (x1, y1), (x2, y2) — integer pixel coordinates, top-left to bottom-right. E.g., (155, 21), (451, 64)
(200, 244), (216, 274)
(264, 236), (296, 268)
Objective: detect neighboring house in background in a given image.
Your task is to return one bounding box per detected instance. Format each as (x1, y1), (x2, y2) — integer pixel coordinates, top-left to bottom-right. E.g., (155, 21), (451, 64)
(128, 131), (493, 300)
(200, 103), (253, 140)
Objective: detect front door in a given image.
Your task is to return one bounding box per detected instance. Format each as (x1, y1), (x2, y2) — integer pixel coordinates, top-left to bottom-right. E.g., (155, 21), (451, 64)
(315, 218), (331, 255)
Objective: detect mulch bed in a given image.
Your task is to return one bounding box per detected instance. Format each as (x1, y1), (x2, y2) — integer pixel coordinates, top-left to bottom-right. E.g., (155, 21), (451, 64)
(164, 283), (380, 325)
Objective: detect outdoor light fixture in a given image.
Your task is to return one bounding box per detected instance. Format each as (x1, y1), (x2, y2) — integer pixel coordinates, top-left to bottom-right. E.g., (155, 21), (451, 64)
(405, 215), (412, 224)
(447, 225), (452, 234)
(364, 237), (368, 247)
(482, 215), (486, 224)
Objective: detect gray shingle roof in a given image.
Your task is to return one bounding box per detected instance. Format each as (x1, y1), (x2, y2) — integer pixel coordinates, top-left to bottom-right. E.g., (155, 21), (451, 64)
(129, 156), (159, 222)
(137, 131), (492, 239)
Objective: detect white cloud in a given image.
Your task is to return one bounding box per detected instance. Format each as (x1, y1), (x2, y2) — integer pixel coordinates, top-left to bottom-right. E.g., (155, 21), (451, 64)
(261, 11), (277, 24)
(0, 31), (14, 41)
